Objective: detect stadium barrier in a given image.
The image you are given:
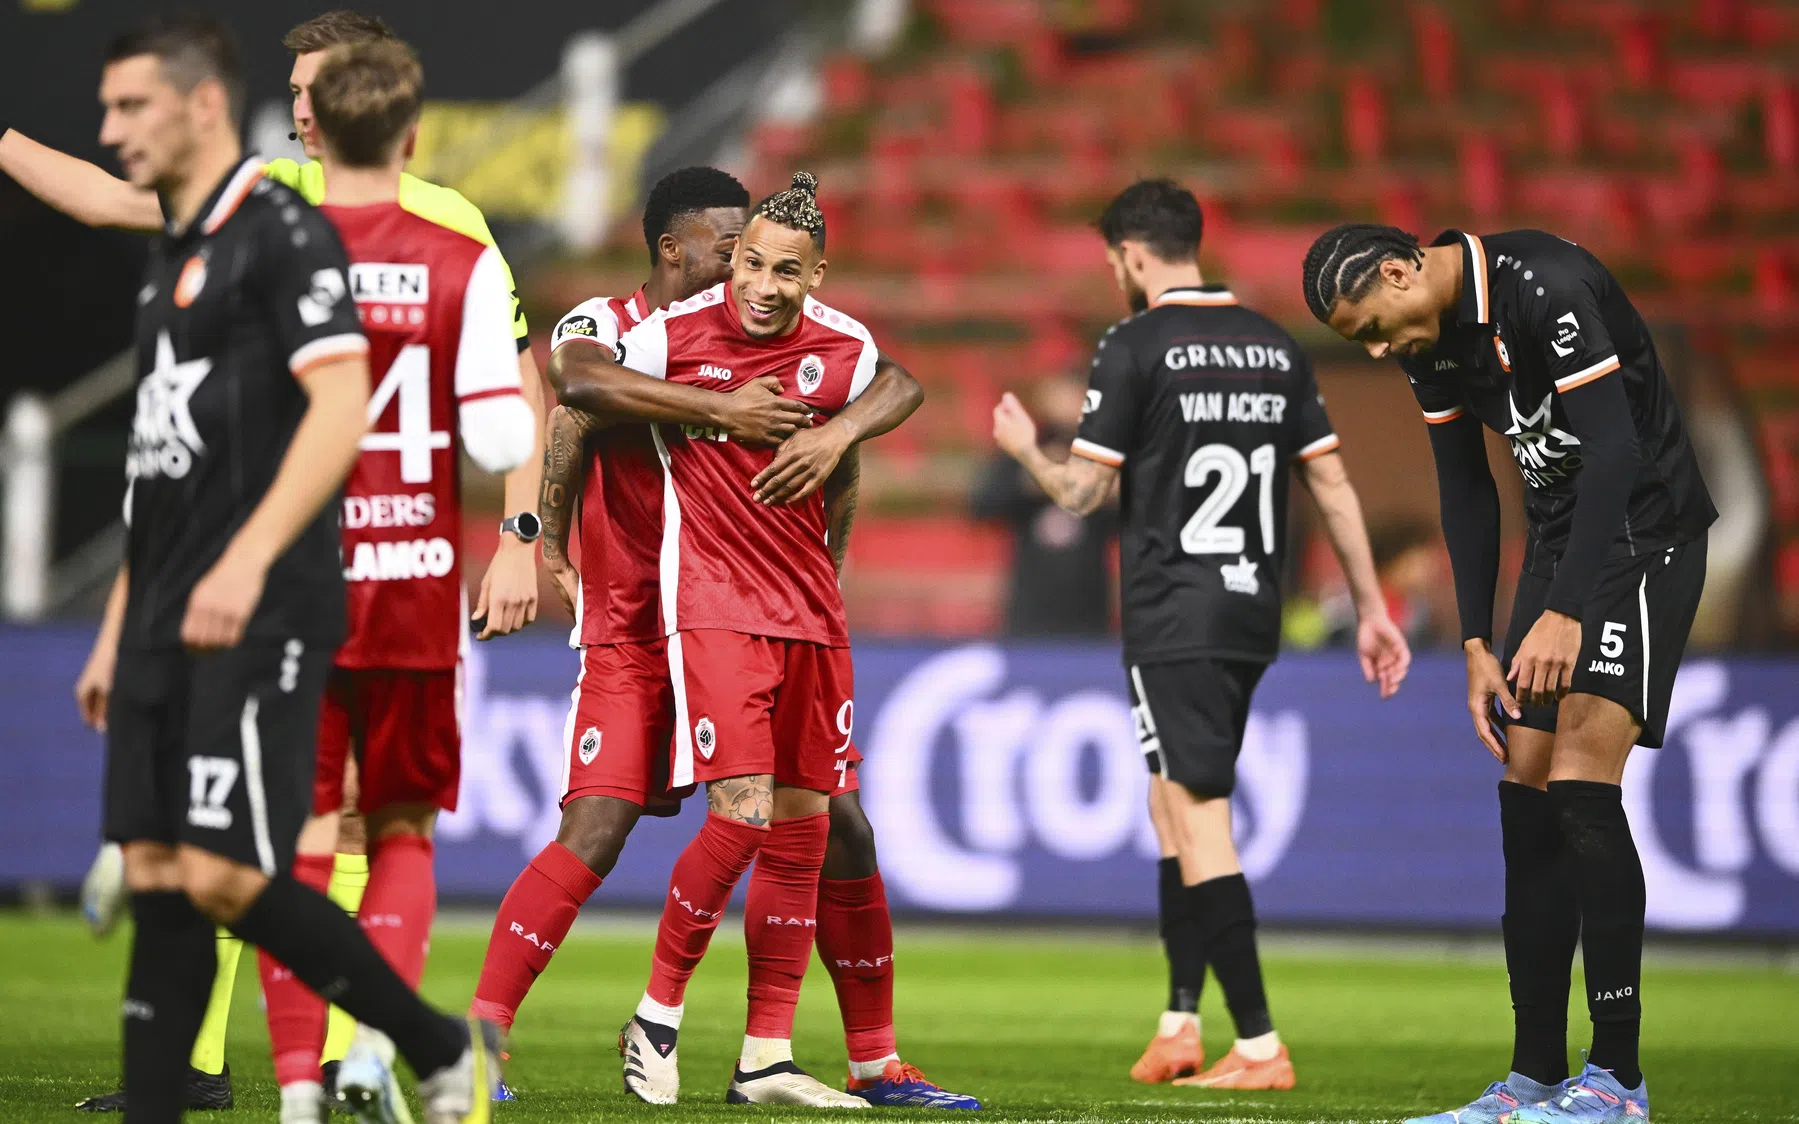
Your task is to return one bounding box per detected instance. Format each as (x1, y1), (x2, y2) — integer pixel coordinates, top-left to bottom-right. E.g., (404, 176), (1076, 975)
(4, 626), (1796, 936)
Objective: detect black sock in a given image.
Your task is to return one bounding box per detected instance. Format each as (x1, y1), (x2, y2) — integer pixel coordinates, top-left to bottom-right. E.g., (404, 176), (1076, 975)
(227, 872), (463, 1078)
(1190, 873), (1272, 1039)
(124, 891), (217, 1124)
(1499, 781), (1579, 1086)
(1158, 858), (1205, 1014)
(1549, 780), (1645, 1090)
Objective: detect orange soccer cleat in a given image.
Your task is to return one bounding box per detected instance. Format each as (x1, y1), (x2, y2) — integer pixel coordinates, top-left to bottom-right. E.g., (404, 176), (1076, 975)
(1130, 1020), (1203, 1083)
(1173, 1043), (1295, 1090)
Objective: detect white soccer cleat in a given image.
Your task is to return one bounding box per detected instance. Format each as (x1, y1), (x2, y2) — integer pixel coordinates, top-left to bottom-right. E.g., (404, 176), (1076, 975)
(416, 1016), (502, 1124)
(727, 1062), (870, 1107)
(279, 1080), (326, 1124)
(334, 1026), (415, 1124)
(619, 1016), (680, 1105)
(81, 843), (126, 937)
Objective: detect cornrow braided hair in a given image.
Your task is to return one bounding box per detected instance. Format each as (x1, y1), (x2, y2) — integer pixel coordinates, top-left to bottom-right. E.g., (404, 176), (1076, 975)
(754, 171), (826, 250)
(1302, 223), (1423, 322)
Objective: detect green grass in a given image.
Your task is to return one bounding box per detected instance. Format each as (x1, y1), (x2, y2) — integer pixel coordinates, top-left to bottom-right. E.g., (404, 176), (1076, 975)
(1, 911), (1795, 1122)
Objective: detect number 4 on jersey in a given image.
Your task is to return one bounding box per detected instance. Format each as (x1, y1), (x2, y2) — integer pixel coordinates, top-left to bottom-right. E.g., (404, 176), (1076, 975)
(361, 343), (450, 483)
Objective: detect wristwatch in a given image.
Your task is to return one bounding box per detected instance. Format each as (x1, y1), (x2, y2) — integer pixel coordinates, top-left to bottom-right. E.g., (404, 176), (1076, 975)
(500, 512), (541, 543)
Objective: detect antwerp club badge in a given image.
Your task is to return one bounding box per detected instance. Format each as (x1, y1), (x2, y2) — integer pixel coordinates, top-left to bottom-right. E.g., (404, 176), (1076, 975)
(695, 717), (717, 760)
(797, 354), (825, 395)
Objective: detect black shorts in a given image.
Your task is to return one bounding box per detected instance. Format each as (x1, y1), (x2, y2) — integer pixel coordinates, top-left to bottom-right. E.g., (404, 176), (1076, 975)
(1502, 535), (1707, 749)
(1128, 657), (1267, 798)
(104, 639), (332, 873)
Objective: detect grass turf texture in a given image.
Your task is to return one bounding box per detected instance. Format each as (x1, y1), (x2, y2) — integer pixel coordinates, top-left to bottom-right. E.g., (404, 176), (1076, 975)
(0, 913), (1794, 1122)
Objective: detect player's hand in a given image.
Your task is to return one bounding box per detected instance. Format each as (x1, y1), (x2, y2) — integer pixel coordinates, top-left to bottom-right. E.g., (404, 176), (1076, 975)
(474, 535), (539, 640)
(1466, 639), (1521, 763)
(719, 376), (814, 448)
(74, 648), (116, 732)
(991, 392), (1039, 459)
(752, 424), (853, 505)
(545, 554), (579, 617)
(1356, 612), (1412, 700)
(1508, 609), (1580, 709)
(181, 549), (267, 651)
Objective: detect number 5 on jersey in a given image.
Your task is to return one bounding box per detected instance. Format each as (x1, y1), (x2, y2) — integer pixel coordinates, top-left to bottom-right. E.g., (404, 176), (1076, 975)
(362, 343), (450, 483)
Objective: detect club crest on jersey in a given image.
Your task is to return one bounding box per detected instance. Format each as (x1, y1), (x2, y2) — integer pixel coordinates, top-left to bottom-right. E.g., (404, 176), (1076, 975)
(1492, 332), (1512, 372)
(579, 727), (602, 766)
(695, 717), (717, 760)
(173, 254), (208, 308)
(1220, 555), (1260, 596)
(797, 354), (825, 395)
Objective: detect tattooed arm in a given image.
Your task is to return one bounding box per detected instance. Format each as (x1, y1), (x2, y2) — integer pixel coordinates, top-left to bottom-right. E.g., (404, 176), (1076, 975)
(539, 405), (597, 616)
(821, 444), (861, 577)
(706, 774), (773, 828)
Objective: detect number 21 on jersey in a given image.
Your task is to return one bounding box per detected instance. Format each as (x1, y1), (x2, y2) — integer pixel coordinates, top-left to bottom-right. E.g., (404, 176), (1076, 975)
(361, 344), (450, 483)
(1182, 442), (1275, 556)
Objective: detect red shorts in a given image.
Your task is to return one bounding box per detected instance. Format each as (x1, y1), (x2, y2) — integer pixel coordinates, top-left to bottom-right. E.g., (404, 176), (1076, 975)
(314, 665), (462, 816)
(668, 629), (855, 793)
(561, 639), (690, 811)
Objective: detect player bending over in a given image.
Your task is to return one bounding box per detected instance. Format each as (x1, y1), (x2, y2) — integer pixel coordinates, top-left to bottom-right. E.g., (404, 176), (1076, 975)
(73, 15), (498, 1123)
(470, 166), (975, 1109)
(1305, 224), (1713, 1124)
(993, 180), (1409, 1092)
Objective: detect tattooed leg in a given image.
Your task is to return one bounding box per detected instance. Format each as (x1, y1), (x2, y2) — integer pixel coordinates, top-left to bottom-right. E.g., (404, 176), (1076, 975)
(708, 775), (775, 828)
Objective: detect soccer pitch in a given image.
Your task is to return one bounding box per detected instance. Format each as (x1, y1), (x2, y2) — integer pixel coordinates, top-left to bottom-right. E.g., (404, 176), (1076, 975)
(1, 913), (1794, 1123)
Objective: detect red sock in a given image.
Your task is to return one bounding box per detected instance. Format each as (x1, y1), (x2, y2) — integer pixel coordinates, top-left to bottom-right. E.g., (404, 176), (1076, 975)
(817, 871), (898, 1062)
(644, 813), (767, 1008)
(359, 834), (436, 989)
(262, 853), (334, 1087)
(471, 842), (602, 1030)
(744, 814), (830, 1039)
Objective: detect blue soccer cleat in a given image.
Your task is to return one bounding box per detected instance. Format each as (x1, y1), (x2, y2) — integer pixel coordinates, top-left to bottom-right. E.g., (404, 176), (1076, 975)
(1508, 1063), (1647, 1122)
(847, 1061), (982, 1110)
(492, 1079), (516, 1103)
(1403, 1072), (1563, 1124)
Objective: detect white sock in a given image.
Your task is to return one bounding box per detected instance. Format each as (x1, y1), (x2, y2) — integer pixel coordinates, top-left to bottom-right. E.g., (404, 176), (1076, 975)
(1234, 1029), (1281, 1062)
(278, 1081), (323, 1124)
(636, 993), (684, 1030)
(849, 1053), (899, 1081)
(739, 1035), (793, 1072)
(1158, 1010), (1199, 1039)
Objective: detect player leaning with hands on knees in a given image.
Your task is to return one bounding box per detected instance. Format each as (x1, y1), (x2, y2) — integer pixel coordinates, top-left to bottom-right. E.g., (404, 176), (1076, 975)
(69, 15), (499, 1124)
(1305, 223), (1715, 1124)
(993, 180), (1410, 1093)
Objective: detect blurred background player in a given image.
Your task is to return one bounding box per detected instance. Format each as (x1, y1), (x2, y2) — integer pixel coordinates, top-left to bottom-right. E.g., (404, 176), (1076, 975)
(992, 180), (1410, 1092)
(262, 38), (534, 1124)
(70, 14), (497, 1123)
(1305, 223), (1715, 1124)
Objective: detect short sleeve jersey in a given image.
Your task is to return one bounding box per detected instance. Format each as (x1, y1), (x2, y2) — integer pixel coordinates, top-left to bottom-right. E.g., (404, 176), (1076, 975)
(1073, 286), (1338, 665)
(1399, 230), (1716, 576)
(548, 289), (667, 647)
(264, 158), (529, 348)
(613, 283), (880, 646)
(122, 158), (366, 649)
(321, 201), (525, 670)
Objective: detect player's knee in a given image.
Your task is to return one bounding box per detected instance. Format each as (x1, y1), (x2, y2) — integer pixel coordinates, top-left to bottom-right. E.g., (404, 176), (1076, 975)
(335, 810), (368, 856)
(176, 848), (268, 924)
(366, 804), (437, 843)
(824, 794), (878, 880)
(295, 811), (340, 856)
(122, 842), (183, 893)
(556, 796), (640, 877)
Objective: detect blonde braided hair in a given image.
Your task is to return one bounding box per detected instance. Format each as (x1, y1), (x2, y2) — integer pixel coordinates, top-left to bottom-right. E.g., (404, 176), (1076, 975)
(753, 171), (826, 250)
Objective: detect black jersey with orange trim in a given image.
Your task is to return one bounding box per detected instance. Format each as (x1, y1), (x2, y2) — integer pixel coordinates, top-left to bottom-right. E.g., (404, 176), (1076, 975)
(1400, 230), (1715, 577)
(121, 156), (365, 650)
(1074, 284), (1337, 664)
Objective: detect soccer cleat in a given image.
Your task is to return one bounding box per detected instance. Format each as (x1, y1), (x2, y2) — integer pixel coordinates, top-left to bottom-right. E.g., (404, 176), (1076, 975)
(727, 1060), (869, 1107)
(1130, 1021), (1203, 1083)
(1402, 1072), (1567, 1124)
(847, 1060), (982, 1109)
(80, 843), (126, 938)
(618, 1016), (680, 1105)
(1507, 1063), (1647, 1123)
(416, 1016), (503, 1124)
(1173, 1043), (1296, 1090)
(76, 1064), (236, 1112)
(492, 1079), (517, 1102)
(334, 1027), (415, 1124)
(281, 1080), (327, 1124)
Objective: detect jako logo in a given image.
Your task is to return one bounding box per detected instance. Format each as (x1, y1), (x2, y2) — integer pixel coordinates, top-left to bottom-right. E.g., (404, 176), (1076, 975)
(1593, 987), (1634, 1001)
(860, 646), (1307, 911)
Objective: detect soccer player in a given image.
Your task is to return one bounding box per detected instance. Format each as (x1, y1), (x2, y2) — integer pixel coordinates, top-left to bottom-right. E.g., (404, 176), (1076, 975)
(991, 180), (1410, 1091)
(71, 15), (497, 1123)
(1303, 224), (1714, 1123)
(478, 166), (976, 1108)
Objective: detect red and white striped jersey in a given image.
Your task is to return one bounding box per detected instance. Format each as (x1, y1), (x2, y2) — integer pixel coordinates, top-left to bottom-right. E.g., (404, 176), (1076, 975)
(548, 289), (667, 646)
(322, 201), (526, 670)
(613, 282), (879, 647)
